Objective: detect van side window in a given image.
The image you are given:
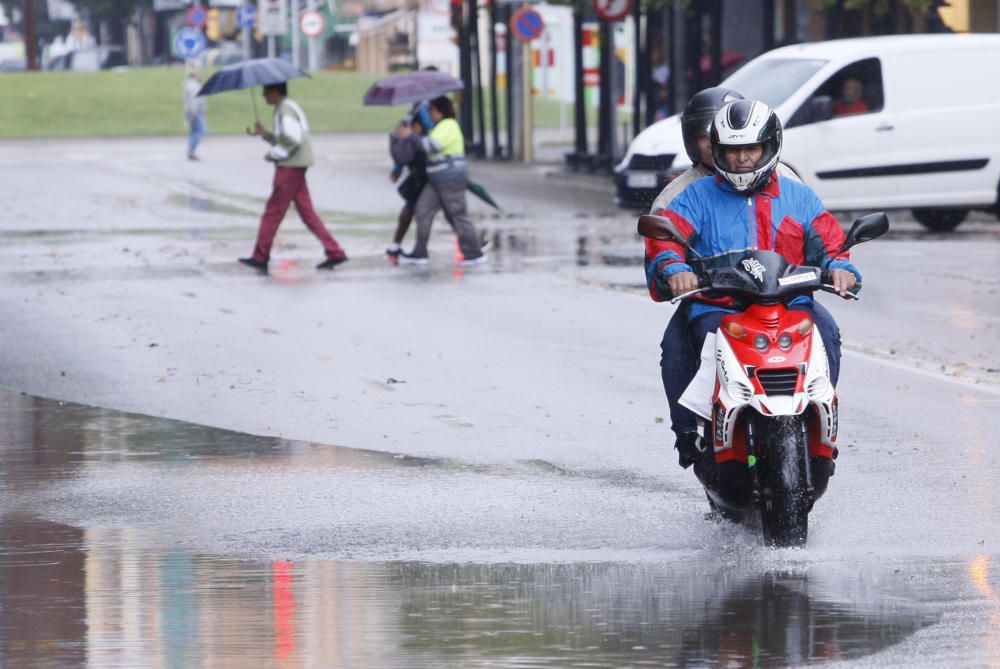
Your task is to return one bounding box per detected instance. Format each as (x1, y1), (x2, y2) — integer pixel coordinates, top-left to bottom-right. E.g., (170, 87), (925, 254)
(786, 58), (884, 128)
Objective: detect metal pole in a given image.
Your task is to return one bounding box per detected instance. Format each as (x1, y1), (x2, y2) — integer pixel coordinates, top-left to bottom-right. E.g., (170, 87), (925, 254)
(471, 0), (486, 157)
(242, 6), (252, 61)
(571, 4), (587, 165)
(632, 0), (642, 138)
(291, 0), (301, 68)
(522, 33), (533, 162)
(505, 4), (515, 160)
(596, 19), (613, 169)
(307, 0), (319, 71)
(459, 0), (474, 145)
(489, 0), (501, 157)
(268, 36), (276, 57)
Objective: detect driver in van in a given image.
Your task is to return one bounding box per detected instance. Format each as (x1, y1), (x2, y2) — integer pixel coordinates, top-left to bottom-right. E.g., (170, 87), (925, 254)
(833, 77), (869, 116)
(645, 99), (862, 468)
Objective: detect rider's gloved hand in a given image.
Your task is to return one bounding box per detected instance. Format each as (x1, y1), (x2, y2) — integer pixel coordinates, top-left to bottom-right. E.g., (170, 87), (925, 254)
(675, 432), (705, 469)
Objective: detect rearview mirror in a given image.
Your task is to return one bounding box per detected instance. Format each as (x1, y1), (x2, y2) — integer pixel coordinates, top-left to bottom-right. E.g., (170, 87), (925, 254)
(845, 212), (890, 246)
(827, 212), (889, 261)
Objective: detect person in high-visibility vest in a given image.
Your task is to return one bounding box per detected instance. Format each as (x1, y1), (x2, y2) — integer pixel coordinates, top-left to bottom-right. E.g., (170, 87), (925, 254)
(391, 96), (485, 266)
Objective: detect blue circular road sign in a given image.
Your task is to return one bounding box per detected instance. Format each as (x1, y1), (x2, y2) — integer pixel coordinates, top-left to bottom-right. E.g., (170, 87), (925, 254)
(174, 27), (206, 60)
(236, 5), (256, 29)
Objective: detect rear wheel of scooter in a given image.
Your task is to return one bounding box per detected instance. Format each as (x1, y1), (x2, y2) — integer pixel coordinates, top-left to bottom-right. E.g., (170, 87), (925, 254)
(757, 416), (810, 547)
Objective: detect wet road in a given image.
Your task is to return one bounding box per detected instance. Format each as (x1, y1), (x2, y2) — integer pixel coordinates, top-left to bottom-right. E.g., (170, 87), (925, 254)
(1, 136), (999, 667)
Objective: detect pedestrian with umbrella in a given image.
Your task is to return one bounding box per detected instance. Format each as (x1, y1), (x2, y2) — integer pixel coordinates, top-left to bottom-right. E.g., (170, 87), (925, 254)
(197, 58), (348, 274)
(392, 95), (485, 266)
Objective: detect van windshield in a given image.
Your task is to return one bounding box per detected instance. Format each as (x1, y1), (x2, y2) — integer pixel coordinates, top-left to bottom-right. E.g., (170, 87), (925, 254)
(721, 58), (828, 108)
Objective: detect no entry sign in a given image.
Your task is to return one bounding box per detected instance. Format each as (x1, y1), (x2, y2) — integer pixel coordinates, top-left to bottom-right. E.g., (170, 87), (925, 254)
(510, 7), (544, 43)
(594, 0), (631, 21)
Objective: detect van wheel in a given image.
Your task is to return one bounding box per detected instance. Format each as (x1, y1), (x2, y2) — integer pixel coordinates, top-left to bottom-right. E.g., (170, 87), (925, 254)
(911, 208), (967, 232)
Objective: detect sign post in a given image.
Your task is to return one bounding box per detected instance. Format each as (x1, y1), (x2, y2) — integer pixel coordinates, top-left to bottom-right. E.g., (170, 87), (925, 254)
(301, 7), (325, 71)
(236, 5), (255, 60)
(509, 6), (543, 163)
(258, 0), (287, 57)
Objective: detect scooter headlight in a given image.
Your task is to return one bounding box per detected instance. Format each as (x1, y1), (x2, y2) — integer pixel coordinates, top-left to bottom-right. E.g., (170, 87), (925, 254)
(778, 333), (793, 350)
(753, 334), (769, 352)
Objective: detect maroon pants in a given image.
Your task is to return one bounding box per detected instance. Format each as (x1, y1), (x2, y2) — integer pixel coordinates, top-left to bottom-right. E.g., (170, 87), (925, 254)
(252, 166), (346, 262)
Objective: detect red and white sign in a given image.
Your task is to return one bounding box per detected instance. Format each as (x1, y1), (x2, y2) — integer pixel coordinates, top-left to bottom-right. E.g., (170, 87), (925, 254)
(427, 0), (450, 15)
(510, 6), (544, 43)
(299, 10), (325, 37)
(594, 0), (631, 21)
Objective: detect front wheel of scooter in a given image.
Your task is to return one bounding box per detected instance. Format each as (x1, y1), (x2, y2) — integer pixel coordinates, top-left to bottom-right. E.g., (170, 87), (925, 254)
(757, 416), (810, 547)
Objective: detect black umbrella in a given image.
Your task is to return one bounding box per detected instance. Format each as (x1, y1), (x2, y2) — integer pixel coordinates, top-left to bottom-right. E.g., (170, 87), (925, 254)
(198, 57), (309, 123)
(363, 70), (464, 106)
(467, 180), (501, 211)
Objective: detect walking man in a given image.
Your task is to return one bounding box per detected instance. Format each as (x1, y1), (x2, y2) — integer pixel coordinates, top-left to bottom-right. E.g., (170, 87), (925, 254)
(239, 82), (348, 274)
(183, 67), (207, 160)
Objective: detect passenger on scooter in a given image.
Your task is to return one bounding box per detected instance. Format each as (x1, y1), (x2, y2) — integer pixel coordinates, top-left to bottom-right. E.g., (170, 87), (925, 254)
(645, 99), (861, 469)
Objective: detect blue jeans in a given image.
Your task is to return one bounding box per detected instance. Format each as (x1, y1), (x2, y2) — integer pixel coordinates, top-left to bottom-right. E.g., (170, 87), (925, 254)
(187, 113), (206, 156)
(660, 301), (842, 439)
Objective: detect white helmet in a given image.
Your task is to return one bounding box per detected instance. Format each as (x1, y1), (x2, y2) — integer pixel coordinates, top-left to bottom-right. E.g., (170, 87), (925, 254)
(710, 100), (782, 193)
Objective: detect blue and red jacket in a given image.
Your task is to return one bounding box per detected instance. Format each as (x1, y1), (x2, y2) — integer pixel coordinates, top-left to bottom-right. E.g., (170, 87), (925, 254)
(645, 173), (861, 319)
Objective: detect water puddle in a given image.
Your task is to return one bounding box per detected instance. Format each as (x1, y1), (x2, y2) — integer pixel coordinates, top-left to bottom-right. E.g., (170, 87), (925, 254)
(0, 391), (947, 668)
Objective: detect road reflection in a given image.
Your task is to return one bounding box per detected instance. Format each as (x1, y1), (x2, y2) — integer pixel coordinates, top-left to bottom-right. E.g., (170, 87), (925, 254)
(0, 391), (941, 668)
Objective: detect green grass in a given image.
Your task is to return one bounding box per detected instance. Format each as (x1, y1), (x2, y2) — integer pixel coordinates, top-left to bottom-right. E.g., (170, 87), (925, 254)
(0, 66), (596, 138)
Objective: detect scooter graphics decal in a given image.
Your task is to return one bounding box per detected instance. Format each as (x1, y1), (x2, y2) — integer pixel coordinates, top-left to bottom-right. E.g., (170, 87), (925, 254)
(741, 258), (766, 282)
(778, 270), (817, 286)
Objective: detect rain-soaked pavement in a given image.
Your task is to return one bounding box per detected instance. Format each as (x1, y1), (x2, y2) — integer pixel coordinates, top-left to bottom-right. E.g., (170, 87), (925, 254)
(6, 390), (990, 669)
(1, 136), (1000, 667)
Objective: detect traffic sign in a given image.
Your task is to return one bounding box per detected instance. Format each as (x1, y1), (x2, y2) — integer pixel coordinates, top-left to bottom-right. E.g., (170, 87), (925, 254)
(173, 27), (206, 60)
(510, 7), (544, 43)
(594, 0), (631, 21)
(258, 0), (287, 36)
(235, 5), (256, 29)
(185, 5), (207, 27)
(299, 9), (325, 37)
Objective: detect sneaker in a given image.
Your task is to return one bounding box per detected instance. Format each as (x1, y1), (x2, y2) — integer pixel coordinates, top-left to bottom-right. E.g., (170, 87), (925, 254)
(459, 254), (488, 267)
(316, 256), (348, 270)
(187, 153), (199, 161)
(238, 257), (268, 274)
(398, 252), (429, 266)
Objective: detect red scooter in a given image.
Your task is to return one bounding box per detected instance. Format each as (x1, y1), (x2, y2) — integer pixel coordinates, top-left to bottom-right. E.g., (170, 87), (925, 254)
(638, 212), (889, 546)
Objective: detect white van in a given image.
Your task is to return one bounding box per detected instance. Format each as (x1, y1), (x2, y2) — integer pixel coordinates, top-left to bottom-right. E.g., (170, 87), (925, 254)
(615, 34), (1000, 231)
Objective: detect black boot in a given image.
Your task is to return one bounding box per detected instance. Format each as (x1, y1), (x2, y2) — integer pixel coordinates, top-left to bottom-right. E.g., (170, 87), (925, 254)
(675, 431), (706, 469)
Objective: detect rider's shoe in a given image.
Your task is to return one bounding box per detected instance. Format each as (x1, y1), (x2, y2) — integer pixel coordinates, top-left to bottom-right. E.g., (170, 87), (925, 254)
(675, 431), (706, 469)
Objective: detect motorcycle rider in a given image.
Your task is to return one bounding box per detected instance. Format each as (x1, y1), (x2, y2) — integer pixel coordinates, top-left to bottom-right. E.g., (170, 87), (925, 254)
(646, 99), (860, 468)
(647, 89), (803, 468)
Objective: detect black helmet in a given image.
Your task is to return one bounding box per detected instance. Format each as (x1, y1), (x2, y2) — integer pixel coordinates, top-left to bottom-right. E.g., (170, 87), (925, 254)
(681, 87), (745, 165)
(710, 99), (782, 193)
